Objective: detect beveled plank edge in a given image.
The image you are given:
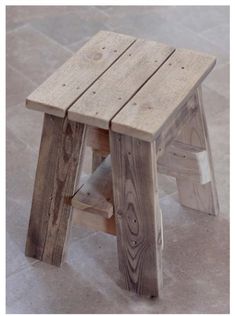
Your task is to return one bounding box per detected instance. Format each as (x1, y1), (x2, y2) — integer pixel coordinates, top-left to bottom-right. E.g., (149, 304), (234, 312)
(26, 99), (65, 117)
(111, 50), (216, 141)
(25, 30), (137, 118)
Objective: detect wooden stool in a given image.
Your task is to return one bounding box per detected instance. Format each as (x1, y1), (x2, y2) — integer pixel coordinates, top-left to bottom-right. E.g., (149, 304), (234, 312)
(25, 31), (219, 297)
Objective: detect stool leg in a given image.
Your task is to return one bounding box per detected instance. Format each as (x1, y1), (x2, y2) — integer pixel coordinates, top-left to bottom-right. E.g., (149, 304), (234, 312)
(110, 131), (163, 297)
(25, 113), (87, 266)
(176, 87), (219, 215)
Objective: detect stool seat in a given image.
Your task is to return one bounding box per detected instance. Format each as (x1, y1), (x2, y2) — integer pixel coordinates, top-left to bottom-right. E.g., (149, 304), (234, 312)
(26, 30), (215, 141)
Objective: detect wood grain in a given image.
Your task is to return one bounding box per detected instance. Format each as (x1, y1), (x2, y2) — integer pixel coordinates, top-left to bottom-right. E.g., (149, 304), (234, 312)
(25, 114), (87, 266)
(72, 156), (113, 219)
(110, 131), (163, 297)
(73, 210), (116, 235)
(68, 39), (174, 128)
(86, 126), (110, 152)
(175, 87), (219, 215)
(111, 49), (216, 141)
(26, 31), (136, 117)
(91, 149), (107, 172)
(158, 140), (211, 184)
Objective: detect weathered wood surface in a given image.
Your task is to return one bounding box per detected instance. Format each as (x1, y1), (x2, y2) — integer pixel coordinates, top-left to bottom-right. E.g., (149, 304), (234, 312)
(25, 114), (87, 266)
(73, 210), (116, 235)
(111, 49), (216, 141)
(86, 126), (211, 185)
(72, 134), (211, 232)
(72, 156), (113, 219)
(91, 149), (107, 172)
(86, 126), (110, 153)
(68, 40), (174, 129)
(110, 131), (163, 297)
(158, 140), (211, 184)
(26, 31), (135, 117)
(175, 88), (219, 215)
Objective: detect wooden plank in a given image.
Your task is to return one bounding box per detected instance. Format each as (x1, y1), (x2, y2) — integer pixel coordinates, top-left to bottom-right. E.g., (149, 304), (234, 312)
(72, 156), (113, 219)
(86, 126), (110, 153)
(73, 211), (116, 235)
(68, 39), (174, 129)
(158, 141), (211, 184)
(91, 149), (107, 172)
(25, 114), (87, 266)
(110, 131), (163, 297)
(175, 87), (219, 215)
(111, 49), (216, 141)
(72, 137), (211, 225)
(26, 31), (136, 117)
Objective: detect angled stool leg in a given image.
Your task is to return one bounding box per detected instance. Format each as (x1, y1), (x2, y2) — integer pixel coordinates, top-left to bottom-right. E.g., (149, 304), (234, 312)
(176, 87), (219, 215)
(25, 113), (87, 266)
(110, 131), (163, 297)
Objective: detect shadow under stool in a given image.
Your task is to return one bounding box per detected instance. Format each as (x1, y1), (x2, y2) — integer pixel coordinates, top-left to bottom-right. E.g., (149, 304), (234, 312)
(24, 30), (219, 298)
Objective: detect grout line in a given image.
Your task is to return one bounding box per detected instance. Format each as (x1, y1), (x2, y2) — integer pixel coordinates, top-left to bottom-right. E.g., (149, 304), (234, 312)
(26, 23), (74, 55)
(6, 8), (83, 33)
(6, 120), (40, 156)
(6, 63), (38, 87)
(66, 37), (91, 53)
(93, 6), (111, 18)
(6, 23), (28, 34)
(199, 22), (229, 36)
(174, 20), (229, 57)
(6, 259), (39, 279)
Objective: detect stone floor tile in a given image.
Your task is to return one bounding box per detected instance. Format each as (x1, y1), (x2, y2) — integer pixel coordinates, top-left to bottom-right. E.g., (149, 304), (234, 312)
(66, 36), (91, 53)
(201, 24), (229, 55)
(31, 10), (109, 46)
(97, 5), (161, 17)
(6, 199), (37, 277)
(6, 25), (72, 85)
(204, 63), (230, 99)
(202, 85), (229, 120)
(7, 103), (43, 153)
(6, 5), (79, 31)
(106, 12), (228, 66)
(6, 64), (36, 108)
(6, 128), (38, 204)
(157, 6), (229, 34)
(6, 236), (124, 313)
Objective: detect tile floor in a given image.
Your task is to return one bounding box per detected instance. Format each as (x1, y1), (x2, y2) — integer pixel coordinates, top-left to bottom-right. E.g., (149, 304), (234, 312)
(6, 5), (229, 314)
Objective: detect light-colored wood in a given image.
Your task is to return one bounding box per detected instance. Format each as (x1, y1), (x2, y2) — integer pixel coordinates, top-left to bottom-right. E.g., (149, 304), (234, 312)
(68, 40), (174, 129)
(110, 131), (163, 297)
(86, 126), (110, 153)
(25, 114), (87, 266)
(72, 156), (113, 219)
(86, 125), (211, 185)
(72, 137), (211, 225)
(91, 149), (107, 172)
(154, 95), (198, 153)
(158, 140), (211, 184)
(111, 49), (216, 141)
(26, 31), (136, 117)
(73, 210), (116, 235)
(175, 87), (219, 215)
